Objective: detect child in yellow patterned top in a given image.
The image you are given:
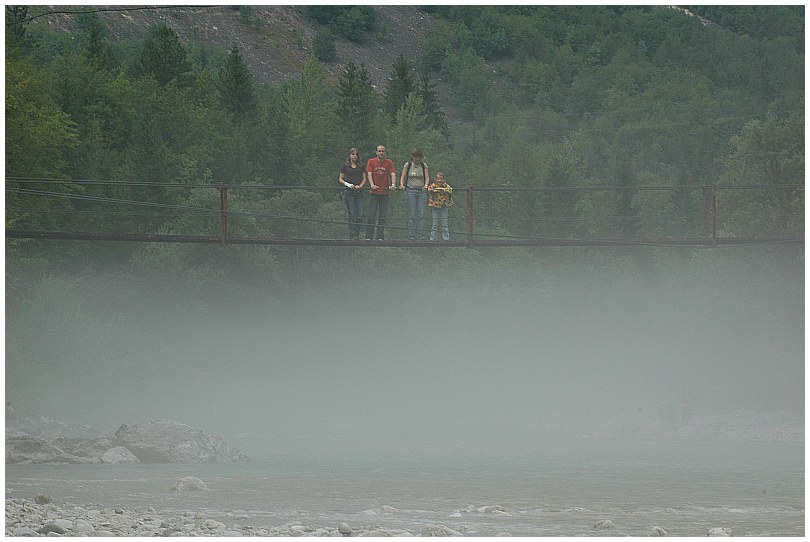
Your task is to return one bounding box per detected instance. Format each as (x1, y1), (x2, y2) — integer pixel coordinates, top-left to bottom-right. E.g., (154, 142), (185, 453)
(427, 172), (453, 241)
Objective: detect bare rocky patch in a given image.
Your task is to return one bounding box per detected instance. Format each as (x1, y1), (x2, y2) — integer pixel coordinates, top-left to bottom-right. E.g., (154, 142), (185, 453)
(38, 5), (435, 88)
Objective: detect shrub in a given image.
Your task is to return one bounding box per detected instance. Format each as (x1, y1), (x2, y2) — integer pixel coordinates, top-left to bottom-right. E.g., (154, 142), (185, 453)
(335, 7), (375, 43)
(305, 6), (375, 44)
(420, 24), (453, 71)
(313, 30), (336, 62)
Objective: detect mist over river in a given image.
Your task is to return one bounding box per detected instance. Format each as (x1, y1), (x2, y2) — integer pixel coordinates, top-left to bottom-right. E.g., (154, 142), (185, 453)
(6, 246), (804, 536)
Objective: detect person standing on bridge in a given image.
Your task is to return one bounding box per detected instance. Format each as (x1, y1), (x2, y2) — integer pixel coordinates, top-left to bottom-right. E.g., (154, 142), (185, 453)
(399, 148), (430, 241)
(427, 172), (453, 241)
(364, 144), (397, 240)
(338, 148), (366, 240)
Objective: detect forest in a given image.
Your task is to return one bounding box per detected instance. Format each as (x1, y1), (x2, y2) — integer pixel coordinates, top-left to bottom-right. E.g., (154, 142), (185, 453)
(5, 5), (804, 276)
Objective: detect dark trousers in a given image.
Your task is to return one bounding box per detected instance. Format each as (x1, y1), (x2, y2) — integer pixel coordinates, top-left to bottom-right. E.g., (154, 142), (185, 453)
(365, 193), (390, 240)
(343, 190), (364, 239)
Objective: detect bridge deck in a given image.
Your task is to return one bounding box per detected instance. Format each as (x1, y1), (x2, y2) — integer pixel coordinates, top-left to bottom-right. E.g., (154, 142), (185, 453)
(5, 229), (802, 248)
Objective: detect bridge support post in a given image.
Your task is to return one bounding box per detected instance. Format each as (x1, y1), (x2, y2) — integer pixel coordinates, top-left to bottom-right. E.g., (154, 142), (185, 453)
(218, 183), (228, 246)
(466, 187), (474, 247)
(702, 186), (708, 238)
(712, 184), (717, 246)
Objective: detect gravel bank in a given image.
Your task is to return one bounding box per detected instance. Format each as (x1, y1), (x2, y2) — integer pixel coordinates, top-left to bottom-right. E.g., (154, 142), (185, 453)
(5, 495), (427, 537)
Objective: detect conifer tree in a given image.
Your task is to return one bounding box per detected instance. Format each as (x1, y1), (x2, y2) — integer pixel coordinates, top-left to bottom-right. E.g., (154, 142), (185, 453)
(136, 23), (191, 86)
(218, 45), (257, 122)
(80, 13), (115, 70)
(416, 72), (447, 136)
(337, 60), (375, 148)
(383, 53), (415, 123)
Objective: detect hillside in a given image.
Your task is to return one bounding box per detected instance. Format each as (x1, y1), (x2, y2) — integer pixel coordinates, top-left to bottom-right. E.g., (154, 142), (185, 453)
(8, 4), (802, 248)
(38, 5), (435, 89)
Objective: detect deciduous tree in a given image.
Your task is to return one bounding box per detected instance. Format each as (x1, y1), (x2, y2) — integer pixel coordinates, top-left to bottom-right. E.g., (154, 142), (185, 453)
(283, 56), (338, 182)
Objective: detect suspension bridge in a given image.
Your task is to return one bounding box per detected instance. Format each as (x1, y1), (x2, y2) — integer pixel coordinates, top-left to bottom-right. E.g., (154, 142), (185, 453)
(6, 178), (804, 248)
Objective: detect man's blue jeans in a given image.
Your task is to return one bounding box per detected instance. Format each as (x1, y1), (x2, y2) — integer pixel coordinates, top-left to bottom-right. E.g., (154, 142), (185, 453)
(406, 188), (427, 240)
(365, 194), (389, 240)
(430, 207), (450, 241)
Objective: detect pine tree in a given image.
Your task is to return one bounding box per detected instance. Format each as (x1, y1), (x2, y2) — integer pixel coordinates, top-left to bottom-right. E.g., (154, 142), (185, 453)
(416, 72), (447, 136)
(337, 60), (375, 148)
(80, 13), (115, 70)
(383, 53), (415, 123)
(218, 45), (257, 122)
(136, 23), (191, 86)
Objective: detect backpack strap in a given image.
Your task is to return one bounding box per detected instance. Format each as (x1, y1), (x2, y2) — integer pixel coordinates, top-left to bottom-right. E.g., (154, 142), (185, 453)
(404, 162), (426, 181)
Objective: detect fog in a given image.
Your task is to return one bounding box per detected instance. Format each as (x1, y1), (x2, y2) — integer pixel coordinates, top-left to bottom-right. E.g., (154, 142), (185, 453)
(6, 248), (804, 460)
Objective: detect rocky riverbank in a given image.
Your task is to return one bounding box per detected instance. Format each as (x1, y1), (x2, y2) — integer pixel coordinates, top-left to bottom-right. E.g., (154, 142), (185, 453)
(6, 494), (741, 537)
(4, 493), (435, 537)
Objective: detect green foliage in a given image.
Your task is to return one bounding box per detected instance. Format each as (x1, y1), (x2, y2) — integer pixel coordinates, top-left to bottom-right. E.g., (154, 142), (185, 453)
(419, 22), (453, 71)
(305, 6), (375, 44)
(305, 6), (339, 25)
(255, 91), (292, 183)
(49, 53), (137, 182)
(312, 29), (337, 62)
(689, 5), (804, 50)
(217, 45), (257, 121)
(282, 57), (339, 182)
(718, 109), (804, 237)
(333, 6), (375, 43)
(440, 47), (495, 120)
(385, 94), (448, 166)
(514, 58), (555, 106)
(6, 6), (28, 48)
(416, 72), (446, 135)
(126, 74), (233, 187)
(337, 60), (376, 148)
(79, 13), (116, 70)
(237, 5), (252, 23)
(136, 23), (191, 86)
(383, 53), (416, 122)
(463, 7), (510, 58)
(5, 55), (78, 178)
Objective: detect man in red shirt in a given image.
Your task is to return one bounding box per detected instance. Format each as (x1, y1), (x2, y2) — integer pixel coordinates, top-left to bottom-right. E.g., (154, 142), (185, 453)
(364, 145), (397, 240)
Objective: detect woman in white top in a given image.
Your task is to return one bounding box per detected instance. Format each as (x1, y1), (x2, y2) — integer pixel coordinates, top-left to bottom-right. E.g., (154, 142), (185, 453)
(338, 148), (366, 240)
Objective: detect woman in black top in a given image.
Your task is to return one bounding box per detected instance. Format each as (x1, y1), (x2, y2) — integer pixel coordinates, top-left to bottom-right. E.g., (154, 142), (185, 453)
(338, 148), (366, 240)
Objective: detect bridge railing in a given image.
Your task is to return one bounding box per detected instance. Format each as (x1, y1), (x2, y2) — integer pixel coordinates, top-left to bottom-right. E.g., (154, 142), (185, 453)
(5, 178), (804, 246)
